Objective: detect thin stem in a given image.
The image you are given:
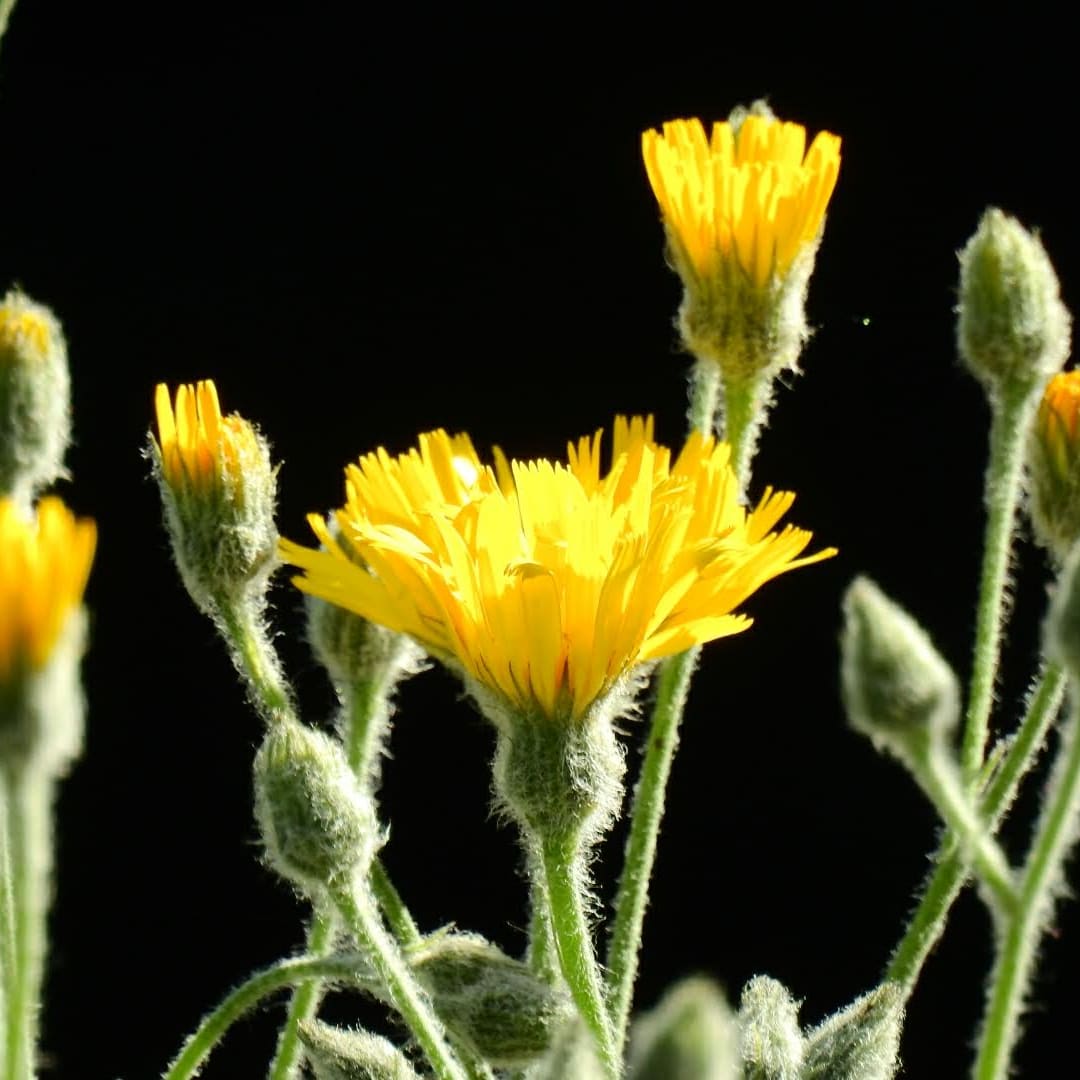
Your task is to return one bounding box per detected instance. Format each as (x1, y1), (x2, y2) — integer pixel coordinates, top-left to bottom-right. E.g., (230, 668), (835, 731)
(334, 882), (466, 1080)
(887, 662), (1066, 991)
(541, 835), (618, 1079)
(916, 750), (1017, 916)
(1, 766), (52, 1080)
(605, 644), (698, 1056)
(526, 871), (557, 983)
(0, 0), (17, 50)
(719, 371), (769, 492)
(961, 392), (1035, 786)
(344, 676), (388, 782)
(0, 774), (14, 1036)
(267, 907), (337, 1080)
(370, 858), (421, 946)
(163, 953), (368, 1080)
(215, 597), (294, 727)
(973, 698), (1080, 1079)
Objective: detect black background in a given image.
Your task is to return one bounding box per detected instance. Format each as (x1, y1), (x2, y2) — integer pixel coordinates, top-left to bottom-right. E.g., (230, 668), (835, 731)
(3, 4), (1079, 1077)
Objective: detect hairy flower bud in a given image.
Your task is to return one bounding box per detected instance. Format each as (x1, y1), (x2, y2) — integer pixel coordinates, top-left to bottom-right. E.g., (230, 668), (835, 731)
(802, 983), (903, 1080)
(738, 976), (804, 1080)
(958, 208), (1070, 397)
(1028, 371), (1080, 561)
(410, 932), (572, 1067)
(298, 1020), (420, 1079)
(841, 577), (960, 759)
(628, 976), (740, 1080)
(254, 720), (379, 896)
(0, 290), (71, 503)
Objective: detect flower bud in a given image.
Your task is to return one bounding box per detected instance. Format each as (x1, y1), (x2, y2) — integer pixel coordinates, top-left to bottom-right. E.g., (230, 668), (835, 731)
(1048, 541), (1080, 677)
(738, 976), (804, 1080)
(802, 983), (904, 1080)
(841, 577), (960, 759)
(298, 1020), (420, 1079)
(530, 1020), (605, 1080)
(628, 976), (740, 1080)
(254, 720), (379, 897)
(150, 381), (277, 615)
(958, 208), (1070, 397)
(0, 290), (71, 503)
(409, 932), (573, 1067)
(1028, 371), (1080, 561)
(0, 497), (96, 772)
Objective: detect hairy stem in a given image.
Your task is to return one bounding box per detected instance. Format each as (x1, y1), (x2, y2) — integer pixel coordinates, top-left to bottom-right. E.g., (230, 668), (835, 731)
(215, 597), (294, 727)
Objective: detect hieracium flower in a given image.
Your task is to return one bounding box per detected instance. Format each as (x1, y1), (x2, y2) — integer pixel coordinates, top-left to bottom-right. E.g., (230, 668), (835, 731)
(642, 107), (841, 383)
(1028, 370), (1080, 561)
(0, 496), (96, 764)
(281, 417), (834, 727)
(151, 380), (277, 612)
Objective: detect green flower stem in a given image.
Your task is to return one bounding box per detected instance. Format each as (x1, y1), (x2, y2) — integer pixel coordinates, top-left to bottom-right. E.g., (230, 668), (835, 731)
(344, 675), (388, 781)
(370, 857), (421, 946)
(0, 774), (15, 1037)
(163, 953), (369, 1080)
(215, 595), (294, 727)
(526, 871), (557, 982)
(605, 644), (699, 1056)
(914, 749), (1017, 916)
(0, 765), (51, 1080)
(268, 906), (337, 1080)
(887, 663), (1066, 991)
(541, 834), (619, 1079)
(719, 370), (769, 490)
(974, 697), (1080, 1079)
(334, 881), (466, 1080)
(961, 391), (1036, 786)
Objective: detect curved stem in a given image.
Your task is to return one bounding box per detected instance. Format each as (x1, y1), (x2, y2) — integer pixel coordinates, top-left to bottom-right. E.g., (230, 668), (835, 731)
(334, 883), (466, 1080)
(605, 644), (699, 1056)
(961, 392), (1035, 786)
(974, 697), (1080, 1079)
(267, 908), (337, 1080)
(215, 597), (294, 727)
(887, 663), (1066, 991)
(162, 953), (368, 1080)
(370, 858), (421, 947)
(542, 835), (618, 1079)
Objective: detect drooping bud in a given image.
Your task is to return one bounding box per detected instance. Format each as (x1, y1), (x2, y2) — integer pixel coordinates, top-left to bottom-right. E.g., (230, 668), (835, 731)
(957, 208), (1070, 398)
(409, 931), (573, 1068)
(0, 497), (96, 773)
(0, 290), (71, 504)
(627, 975), (740, 1080)
(298, 1020), (420, 1079)
(254, 720), (379, 897)
(1028, 371), (1080, 562)
(150, 380), (277, 615)
(841, 577), (960, 760)
(738, 976), (804, 1080)
(801, 983), (904, 1080)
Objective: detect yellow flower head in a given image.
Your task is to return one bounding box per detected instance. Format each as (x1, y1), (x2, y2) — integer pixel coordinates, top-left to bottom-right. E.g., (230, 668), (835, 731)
(0, 304), (51, 358)
(0, 497), (96, 681)
(281, 419), (834, 724)
(1029, 370), (1080, 560)
(642, 113), (841, 289)
(154, 380), (263, 498)
(152, 380), (277, 608)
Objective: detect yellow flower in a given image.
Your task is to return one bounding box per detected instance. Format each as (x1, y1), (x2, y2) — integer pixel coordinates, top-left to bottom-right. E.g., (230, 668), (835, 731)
(153, 380), (262, 496)
(0, 496), (96, 680)
(0, 303), (51, 357)
(1038, 372), (1080, 474)
(641, 114), (841, 289)
(281, 418), (834, 724)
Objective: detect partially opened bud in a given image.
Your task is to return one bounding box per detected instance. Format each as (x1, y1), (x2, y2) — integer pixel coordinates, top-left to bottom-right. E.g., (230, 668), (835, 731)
(298, 1020), (420, 1079)
(1028, 371), (1080, 561)
(628, 975), (739, 1080)
(958, 208), (1070, 398)
(841, 577), (960, 759)
(0, 291), (70, 503)
(150, 380), (277, 614)
(254, 720), (379, 897)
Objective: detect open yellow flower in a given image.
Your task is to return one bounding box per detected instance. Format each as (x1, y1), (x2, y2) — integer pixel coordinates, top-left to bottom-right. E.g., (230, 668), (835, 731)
(282, 419), (834, 724)
(0, 497), (96, 680)
(642, 114), (841, 290)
